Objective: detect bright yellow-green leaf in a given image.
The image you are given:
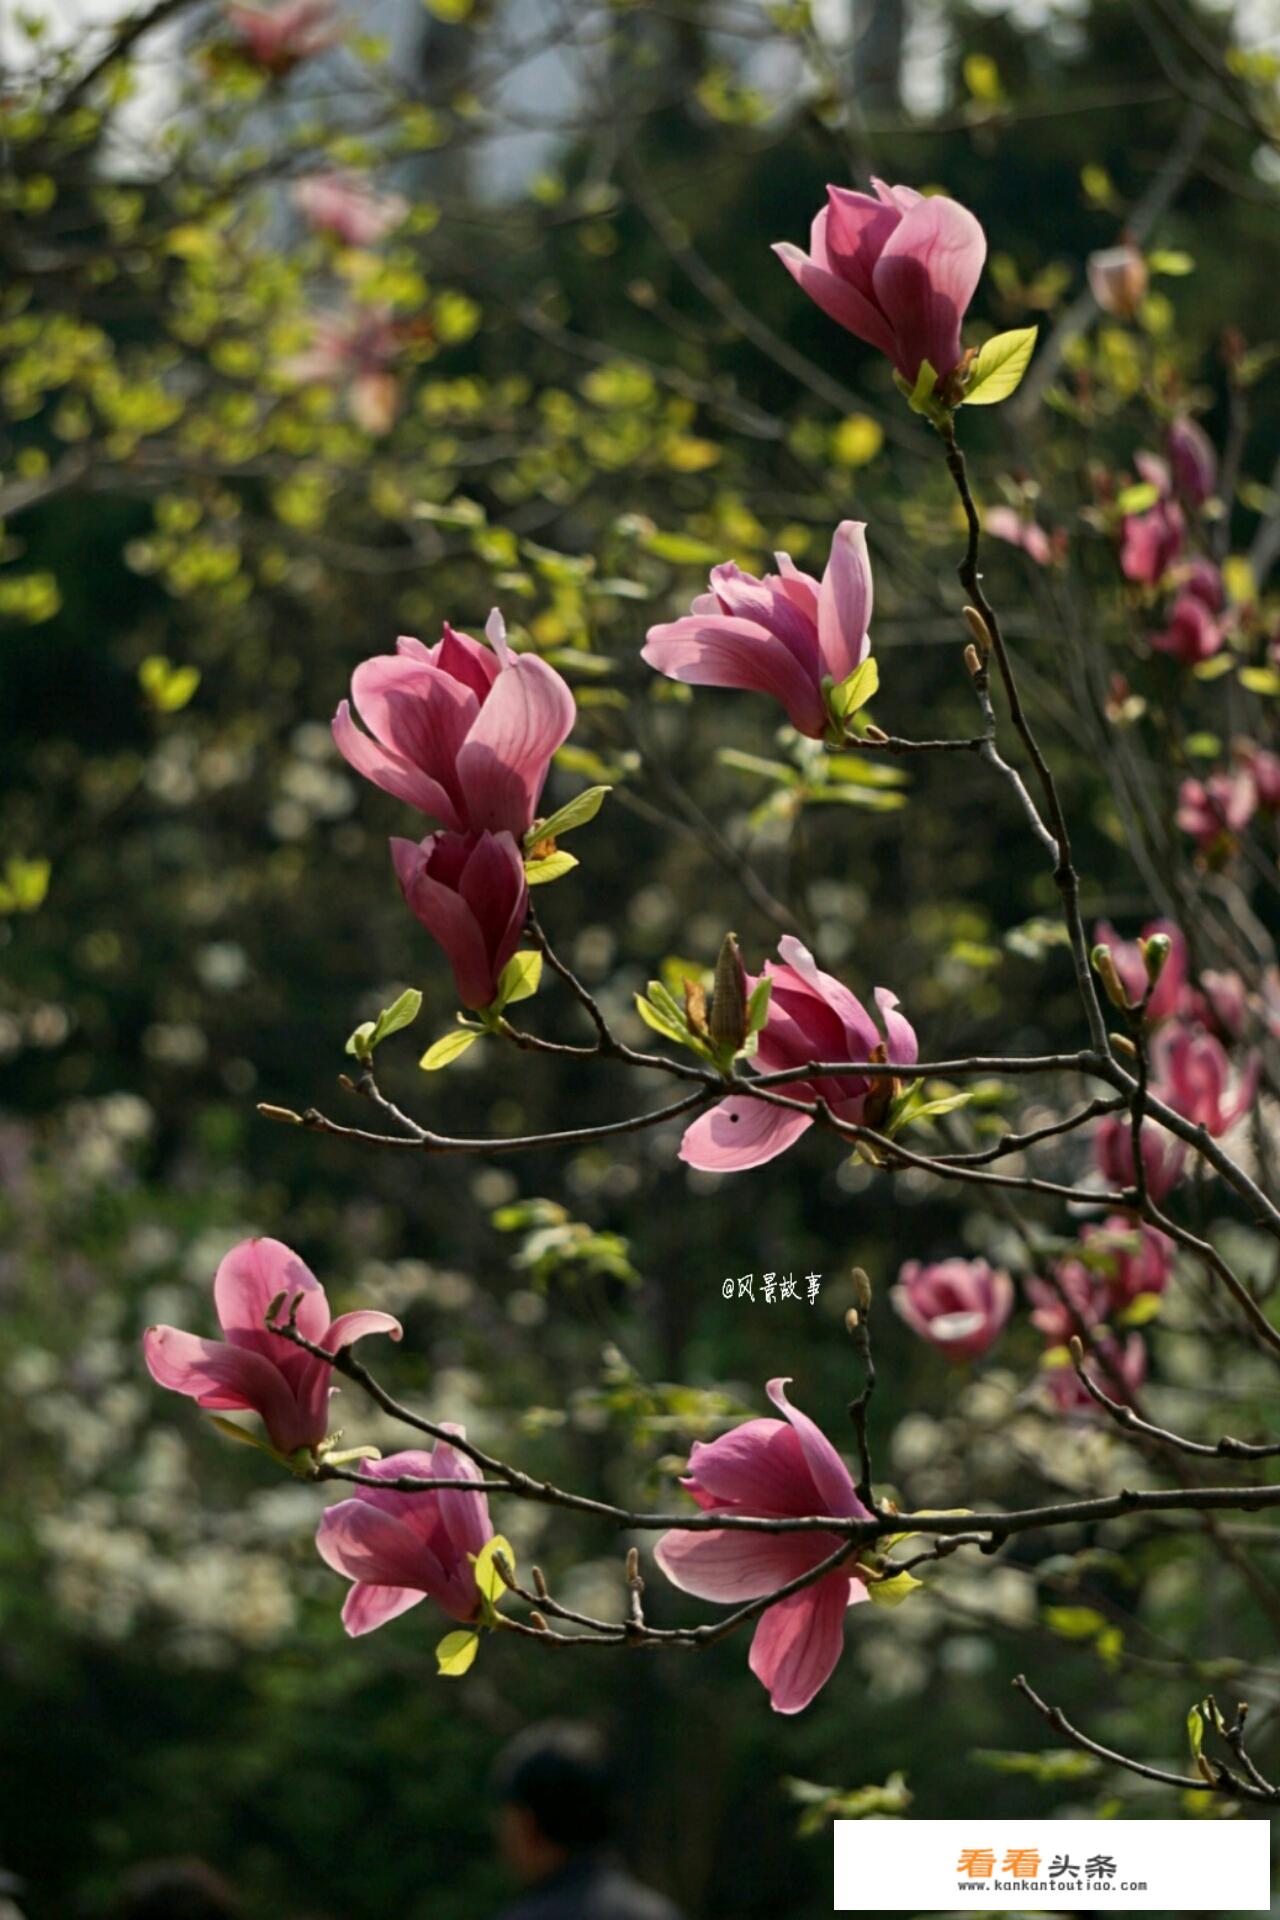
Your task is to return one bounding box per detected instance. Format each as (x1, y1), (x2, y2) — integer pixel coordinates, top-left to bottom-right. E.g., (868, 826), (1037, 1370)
(963, 52), (1002, 101)
(496, 950), (542, 1009)
(526, 786), (611, 850)
(831, 415), (884, 469)
(1239, 666), (1280, 696)
(963, 326), (1038, 407)
(139, 655), (200, 713)
(1223, 556), (1256, 604)
(0, 857), (50, 913)
(419, 1028), (482, 1071)
(473, 1535), (517, 1606)
(436, 1629), (479, 1677)
(868, 1570), (923, 1607)
(524, 850), (579, 886)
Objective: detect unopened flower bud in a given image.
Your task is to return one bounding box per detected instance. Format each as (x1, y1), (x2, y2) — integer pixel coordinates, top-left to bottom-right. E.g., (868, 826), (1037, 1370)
(1068, 1334), (1085, 1367)
(1087, 241), (1147, 320)
(258, 1102), (303, 1125)
(845, 1307), (861, 1336)
(709, 932), (749, 1052)
(625, 1547), (640, 1582)
(863, 723), (889, 744)
(1110, 1031), (1138, 1058)
(1142, 932), (1173, 986)
(852, 1267), (873, 1311)
(529, 1610), (550, 1632)
(532, 1564), (550, 1600)
(1091, 942), (1130, 1010)
(963, 605), (992, 654)
(964, 642), (983, 679)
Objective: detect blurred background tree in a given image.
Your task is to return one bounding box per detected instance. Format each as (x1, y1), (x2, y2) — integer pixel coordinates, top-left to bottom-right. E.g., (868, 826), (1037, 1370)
(4, 0), (1280, 1914)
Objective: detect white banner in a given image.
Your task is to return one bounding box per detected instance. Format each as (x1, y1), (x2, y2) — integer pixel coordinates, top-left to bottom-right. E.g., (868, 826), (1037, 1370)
(833, 1817), (1271, 1912)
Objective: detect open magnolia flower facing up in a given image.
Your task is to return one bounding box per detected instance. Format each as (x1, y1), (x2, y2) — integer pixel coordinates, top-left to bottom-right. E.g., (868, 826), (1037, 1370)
(642, 521), (873, 739)
(679, 935), (917, 1173)
(655, 1379), (870, 1714)
(391, 828), (528, 1010)
(143, 1237), (401, 1458)
(334, 610), (576, 839)
(315, 1442), (493, 1636)
(773, 180), (986, 389)
(891, 1258), (1013, 1362)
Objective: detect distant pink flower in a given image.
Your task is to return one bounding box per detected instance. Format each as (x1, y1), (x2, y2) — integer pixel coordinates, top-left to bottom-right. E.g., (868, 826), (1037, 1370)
(1155, 1023), (1259, 1138)
(642, 522), (873, 739)
(280, 306), (403, 434)
(985, 506), (1054, 567)
(1152, 592), (1221, 666)
(1191, 969), (1248, 1042)
(1087, 242), (1147, 319)
(679, 935), (917, 1173)
(334, 611), (576, 839)
(1087, 1216), (1173, 1311)
(1092, 917), (1187, 1024)
(227, 0), (337, 73)
(315, 1442), (492, 1637)
(1045, 1333), (1147, 1414)
(1177, 769), (1257, 851)
(292, 172), (407, 246)
(891, 1258), (1013, 1361)
(1168, 416), (1217, 508)
(773, 181), (986, 388)
(1239, 743), (1280, 811)
(654, 1378), (869, 1714)
(1094, 1114), (1186, 1203)
(1026, 1261), (1109, 1343)
(391, 829), (527, 1010)
(144, 1237), (401, 1456)
(1120, 497), (1184, 585)
(1179, 557), (1224, 613)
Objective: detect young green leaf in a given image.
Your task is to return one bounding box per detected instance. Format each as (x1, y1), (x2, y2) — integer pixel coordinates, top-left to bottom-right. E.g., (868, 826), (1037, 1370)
(436, 1630), (480, 1678)
(371, 987), (422, 1046)
(495, 950), (543, 1010)
(524, 785), (611, 851)
(745, 975), (773, 1039)
(419, 1027), (482, 1071)
(473, 1535), (517, 1607)
(963, 325), (1038, 407)
(830, 656), (880, 723)
(524, 850), (579, 886)
(868, 1570), (923, 1607)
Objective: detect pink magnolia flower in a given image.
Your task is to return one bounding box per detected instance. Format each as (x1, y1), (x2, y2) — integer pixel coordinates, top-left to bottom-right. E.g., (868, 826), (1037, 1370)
(773, 181), (986, 388)
(1045, 1333), (1147, 1415)
(291, 172), (408, 246)
(144, 1237), (401, 1456)
(1086, 1216), (1173, 1311)
(334, 611), (576, 839)
(1191, 968), (1248, 1042)
(642, 522), (873, 740)
(1087, 242), (1147, 319)
(1179, 557), (1225, 613)
(654, 1378), (870, 1714)
(1177, 769), (1257, 851)
(891, 1258), (1013, 1362)
(1239, 742), (1280, 811)
(1120, 497), (1184, 585)
(280, 306), (403, 434)
(679, 935), (917, 1173)
(227, 0), (337, 73)
(391, 829), (527, 1010)
(1168, 416), (1217, 508)
(985, 506), (1054, 567)
(1155, 1023), (1259, 1138)
(315, 1442), (492, 1636)
(1094, 1114), (1186, 1203)
(1092, 917), (1187, 1024)
(1152, 592), (1221, 666)
(1026, 1260), (1110, 1343)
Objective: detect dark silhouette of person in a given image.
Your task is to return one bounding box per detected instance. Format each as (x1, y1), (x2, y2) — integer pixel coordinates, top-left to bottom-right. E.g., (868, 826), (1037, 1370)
(114, 1858), (241, 1920)
(492, 1722), (683, 1920)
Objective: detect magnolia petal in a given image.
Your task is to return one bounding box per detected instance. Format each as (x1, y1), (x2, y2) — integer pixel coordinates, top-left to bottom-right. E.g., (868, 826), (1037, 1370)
(654, 1525), (832, 1603)
(456, 654), (576, 837)
(332, 699), (464, 828)
(678, 1098), (813, 1173)
(871, 194), (986, 383)
(766, 1378), (864, 1519)
(817, 520), (873, 685)
(749, 1573), (851, 1714)
(642, 614), (827, 738)
(340, 1582), (425, 1638)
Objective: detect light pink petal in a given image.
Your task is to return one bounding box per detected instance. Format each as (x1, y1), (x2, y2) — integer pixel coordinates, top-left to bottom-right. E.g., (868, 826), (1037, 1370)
(773, 552), (822, 626)
(654, 1526), (832, 1603)
(323, 1309), (403, 1353)
(214, 1237), (329, 1355)
(708, 563), (820, 677)
(340, 1583), (425, 1637)
(430, 1432), (494, 1567)
(351, 656), (476, 803)
(143, 1327), (306, 1450)
(774, 936), (881, 1058)
(316, 1496), (443, 1591)
(772, 234), (897, 361)
(871, 194), (986, 382)
(456, 654), (576, 836)
(766, 1378), (863, 1518)
(433, 622), (501, 701)
(817, 521), (873, 685)
(749, 1573), (851, 1713)
(390, 836), (493, 1010)
(679, 1098), (813, 1173)
(643, 615), (827, 738)
(681, 1419), (810, 1512)
(332, 700), (464, 828)
(822, 187), (900, 305)
(873, 987), (918, 1066)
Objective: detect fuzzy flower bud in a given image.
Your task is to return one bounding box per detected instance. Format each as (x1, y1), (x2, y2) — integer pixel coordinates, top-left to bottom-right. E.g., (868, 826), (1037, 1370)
(709, 932), (749, 1052)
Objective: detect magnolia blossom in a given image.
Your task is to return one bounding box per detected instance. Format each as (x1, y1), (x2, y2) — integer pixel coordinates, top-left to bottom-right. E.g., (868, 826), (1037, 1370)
(1087, 1216), (1174, 1310)
(291, 172), (407, 246)
(1155, 1023), (1259, 1138)
(316, 1442), (492, 1636)
(334, 611), (576, 839)
(1087, 242), (1147, 319)
(144, 1237), (401, 1456)
(1120, 496), (1184, 586)
(1239, 743), (1280, 811)
(1152, 592), (1221, 666)
(891, 1258), (1013, 1362)
(391, 829), (527, 1010)
(1092, 917), (1187, 1023)
(985, 506), (1054, 567)
(1192, 968), (1248, 1042)
(679, 936), (917, 1173)
(642, 522), (873, 739)
(1168, 416), (1217, 508)
(654, 1379), (869, 1714)
(227, 0), (337, 72)
(1094, 1114), (1186, 1204)
(1045, 1333), (1147, 1415)
(280, 306), (403, 433)
(1176, 769), (1257, 851)
(1026, 1261), (1109, 1343)
(773, 180), (986, 387)
(1179, 557), (1225, 613)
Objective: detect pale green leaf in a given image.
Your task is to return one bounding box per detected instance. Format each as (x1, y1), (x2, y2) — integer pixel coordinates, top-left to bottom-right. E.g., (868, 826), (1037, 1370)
(495, 949), (542, 1010)
(473, 1534), (517, 1606)
(436, 1630), (479, 1677)
(963, 326), (1038, 407)
(526, 785), (611, 849)
(524, 850), (579, 886)
(419, 1027), (481, 1071)
(868, 1570), (923, 1607)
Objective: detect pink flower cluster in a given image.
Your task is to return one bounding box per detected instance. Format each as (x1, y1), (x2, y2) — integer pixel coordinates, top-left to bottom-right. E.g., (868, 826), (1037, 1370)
(1120, 427), (1224, 667)
(335, 610), (575, 1008)
(1028, 1218), (1171, 1417)
(1177, 742), (1280, 859)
